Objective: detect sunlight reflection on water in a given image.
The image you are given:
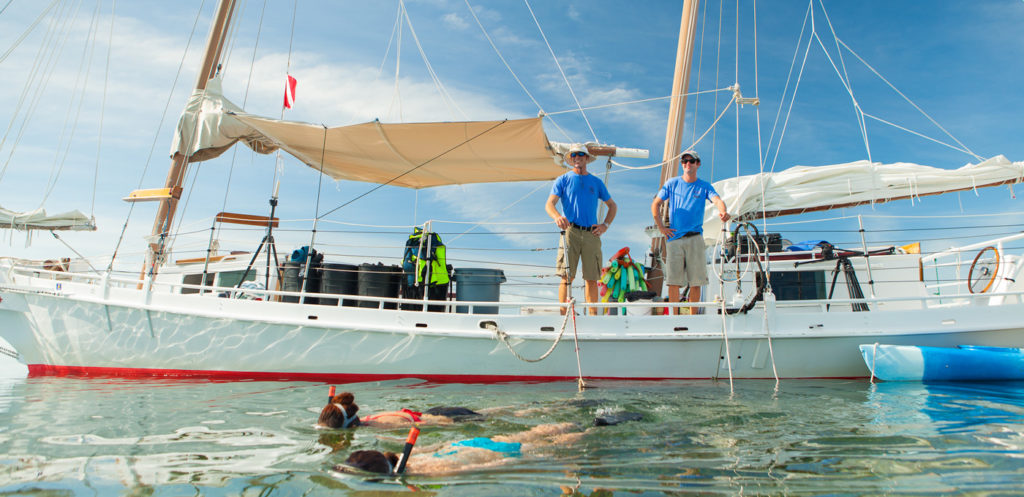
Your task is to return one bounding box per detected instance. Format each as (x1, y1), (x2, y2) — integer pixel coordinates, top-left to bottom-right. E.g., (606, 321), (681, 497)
(1, 377), (1023, 495)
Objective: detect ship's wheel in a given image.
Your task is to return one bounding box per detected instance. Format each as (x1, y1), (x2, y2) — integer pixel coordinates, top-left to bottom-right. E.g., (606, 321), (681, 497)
(967, 246), (1000, 294)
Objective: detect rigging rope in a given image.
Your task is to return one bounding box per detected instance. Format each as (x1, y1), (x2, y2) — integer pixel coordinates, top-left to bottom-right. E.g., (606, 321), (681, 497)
(689, 0), (710, 145)
(0, 0), (60, 65)
(836, 38), (983, 162)
(217, 0), (246, 80)
(220, 0), (270, 216)
(0, 0), (76, 183)
(541, 88), (729, 116)
(92, 0), (115, 218)
(107, 0), (207, 271)
(316, 120), (509, 219)
(523, 0), (597, 142)
(40, 0), (102, 208)
(389, 2), (403, 121)
(768, 7), (813, 175)
(817, 0), (871, 162)
(764, 0), (985, 172)
(607, 93), (737, 172)
(444, 181), (550, 245)
(462, 0), (571, 142)
(398, 0), (465, 120)
(762, 2), (810, 174)
(811, 30), (871, 161)
(709, 0), (724, 179)
(861, 113), (977, 157)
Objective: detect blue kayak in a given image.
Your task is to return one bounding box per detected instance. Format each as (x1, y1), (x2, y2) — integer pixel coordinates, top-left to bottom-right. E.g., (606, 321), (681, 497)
(859, 344), (1024, 381)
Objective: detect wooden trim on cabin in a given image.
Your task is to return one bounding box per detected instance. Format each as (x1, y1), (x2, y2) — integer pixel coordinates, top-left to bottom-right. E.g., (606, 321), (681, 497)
(215, 212), (280, 228)
(174, 252), (249, 265)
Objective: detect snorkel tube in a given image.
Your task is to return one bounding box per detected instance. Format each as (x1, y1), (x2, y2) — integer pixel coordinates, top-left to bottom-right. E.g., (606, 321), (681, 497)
(393, 424), (420, 474)
(328, 385), (335, 403)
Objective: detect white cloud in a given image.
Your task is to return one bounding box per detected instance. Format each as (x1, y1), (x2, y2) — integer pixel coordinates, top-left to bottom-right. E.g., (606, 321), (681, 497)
(567, 5), (581, 22)
(442, 13), (469, 30)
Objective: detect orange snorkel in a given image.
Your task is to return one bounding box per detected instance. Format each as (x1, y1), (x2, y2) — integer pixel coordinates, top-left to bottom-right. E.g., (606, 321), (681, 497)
(328, 385), (335, 403)
(394, 424), (420, 474)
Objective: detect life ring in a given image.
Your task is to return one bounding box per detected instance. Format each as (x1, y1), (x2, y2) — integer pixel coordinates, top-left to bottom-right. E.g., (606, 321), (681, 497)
(967, 246), (999, 294)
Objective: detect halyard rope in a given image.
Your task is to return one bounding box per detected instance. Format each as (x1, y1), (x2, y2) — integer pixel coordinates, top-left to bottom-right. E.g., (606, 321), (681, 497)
(570, 298), (586, 391)
(719, 299), (734, 394)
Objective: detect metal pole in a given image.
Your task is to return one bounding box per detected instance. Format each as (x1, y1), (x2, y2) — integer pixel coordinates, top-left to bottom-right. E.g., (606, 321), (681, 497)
(422, 221), (432, 311)
(857, 215), (876, 299)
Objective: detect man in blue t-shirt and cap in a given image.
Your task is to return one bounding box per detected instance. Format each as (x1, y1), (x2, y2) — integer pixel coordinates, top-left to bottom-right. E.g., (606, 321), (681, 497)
(651, 150), (730, 315)
(545, 143), (617, 315)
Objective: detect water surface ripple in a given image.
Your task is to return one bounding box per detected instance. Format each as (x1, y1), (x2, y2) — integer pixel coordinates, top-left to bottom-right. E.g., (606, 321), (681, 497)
(1, 377), (1023, 495)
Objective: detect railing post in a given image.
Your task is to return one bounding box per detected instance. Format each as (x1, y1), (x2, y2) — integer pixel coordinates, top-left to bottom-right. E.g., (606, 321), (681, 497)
(857, 215), (876, 299)
(422, 220), (432, 312)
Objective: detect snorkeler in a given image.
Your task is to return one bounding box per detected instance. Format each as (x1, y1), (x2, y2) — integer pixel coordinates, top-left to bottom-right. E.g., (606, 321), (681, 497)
(336, 412), (642, 476)
(337, 422), (579, 476)
(318, 391), (481, 429)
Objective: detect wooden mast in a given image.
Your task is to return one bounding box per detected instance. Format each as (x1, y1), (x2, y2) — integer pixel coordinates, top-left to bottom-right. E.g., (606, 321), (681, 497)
(145, 0), (238, 278)
(648, 0), (701, 297)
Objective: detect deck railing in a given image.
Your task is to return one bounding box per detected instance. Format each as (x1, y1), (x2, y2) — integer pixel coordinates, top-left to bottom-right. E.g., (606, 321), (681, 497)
(919, 232), (1024, 299)
(6, 262), (1024, 316)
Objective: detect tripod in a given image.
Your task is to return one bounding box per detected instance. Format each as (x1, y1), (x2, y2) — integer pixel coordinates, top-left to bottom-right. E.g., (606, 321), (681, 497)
(235, 196), (282, 293)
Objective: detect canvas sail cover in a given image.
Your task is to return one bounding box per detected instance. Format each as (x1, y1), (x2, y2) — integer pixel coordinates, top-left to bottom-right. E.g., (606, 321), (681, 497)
(702, 156), (1024, 240)
(170, 78), (565, 189)
(0, 206), (95, 231)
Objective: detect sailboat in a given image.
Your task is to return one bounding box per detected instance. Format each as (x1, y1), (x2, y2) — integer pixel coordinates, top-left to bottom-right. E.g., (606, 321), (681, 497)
(1, 1), (1022, 382)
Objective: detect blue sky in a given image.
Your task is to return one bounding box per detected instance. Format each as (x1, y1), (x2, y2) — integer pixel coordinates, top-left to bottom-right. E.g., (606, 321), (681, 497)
(1, 1), (1022, 299)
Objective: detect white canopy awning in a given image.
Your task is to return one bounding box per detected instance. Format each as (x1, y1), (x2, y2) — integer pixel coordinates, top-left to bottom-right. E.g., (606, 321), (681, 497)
(703, 155), (1024, 240)
(170, 78), (565, 189)
(0, 206), (95, 231)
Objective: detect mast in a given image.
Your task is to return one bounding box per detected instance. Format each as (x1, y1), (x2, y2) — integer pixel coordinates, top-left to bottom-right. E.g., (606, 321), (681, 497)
(648, 0), (701, 297)
(145, 0), (238, 277)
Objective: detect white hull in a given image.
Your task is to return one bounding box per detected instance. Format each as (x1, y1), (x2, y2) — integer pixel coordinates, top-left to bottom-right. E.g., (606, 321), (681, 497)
(3, 266), (1024, 382)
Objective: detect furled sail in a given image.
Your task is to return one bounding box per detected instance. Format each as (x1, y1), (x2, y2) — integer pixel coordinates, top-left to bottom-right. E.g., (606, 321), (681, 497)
(0, 206), (95, 231)
(703, 156), (1024, 239)
(170, 78), (565, 189)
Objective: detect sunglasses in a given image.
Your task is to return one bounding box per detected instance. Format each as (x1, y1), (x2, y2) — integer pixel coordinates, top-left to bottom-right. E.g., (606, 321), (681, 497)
(682, 158), (700, 164)
(570, 152), (588, 158)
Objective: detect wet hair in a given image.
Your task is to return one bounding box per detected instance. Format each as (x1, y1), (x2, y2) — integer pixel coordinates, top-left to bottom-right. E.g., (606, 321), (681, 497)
(593, 411), (643, 426)
(318, 391), (361, 428)
(343, 450), (399, 475)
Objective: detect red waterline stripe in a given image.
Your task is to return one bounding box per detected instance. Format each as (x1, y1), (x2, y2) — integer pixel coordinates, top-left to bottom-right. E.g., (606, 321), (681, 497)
(27, 364), (863, 382)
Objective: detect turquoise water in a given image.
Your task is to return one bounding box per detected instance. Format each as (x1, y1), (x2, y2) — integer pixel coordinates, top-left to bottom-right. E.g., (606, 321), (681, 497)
(2, 377), (1023, 495)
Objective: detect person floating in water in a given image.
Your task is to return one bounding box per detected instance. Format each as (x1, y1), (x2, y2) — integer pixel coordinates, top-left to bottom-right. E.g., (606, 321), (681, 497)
(336, 411), (642, 476)
(318, 391), (480, 429)
(337, 422), (582, 476)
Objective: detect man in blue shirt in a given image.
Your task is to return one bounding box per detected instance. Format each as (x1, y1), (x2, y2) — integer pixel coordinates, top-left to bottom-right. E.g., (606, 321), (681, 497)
(545, 143), (617, 315)
(651, 150), (730, 314)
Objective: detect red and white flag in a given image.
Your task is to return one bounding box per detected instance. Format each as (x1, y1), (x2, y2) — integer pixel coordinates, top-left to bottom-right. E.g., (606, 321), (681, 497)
(283, 74), (297, 109)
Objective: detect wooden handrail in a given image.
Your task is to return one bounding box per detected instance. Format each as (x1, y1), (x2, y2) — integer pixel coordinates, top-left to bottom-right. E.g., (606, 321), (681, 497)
(214, 212), (279, 228)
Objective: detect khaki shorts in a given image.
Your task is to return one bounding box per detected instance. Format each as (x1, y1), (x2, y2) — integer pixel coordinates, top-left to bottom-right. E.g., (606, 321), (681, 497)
(665, 234), (708, 287)
(556, 226), (602, 281)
